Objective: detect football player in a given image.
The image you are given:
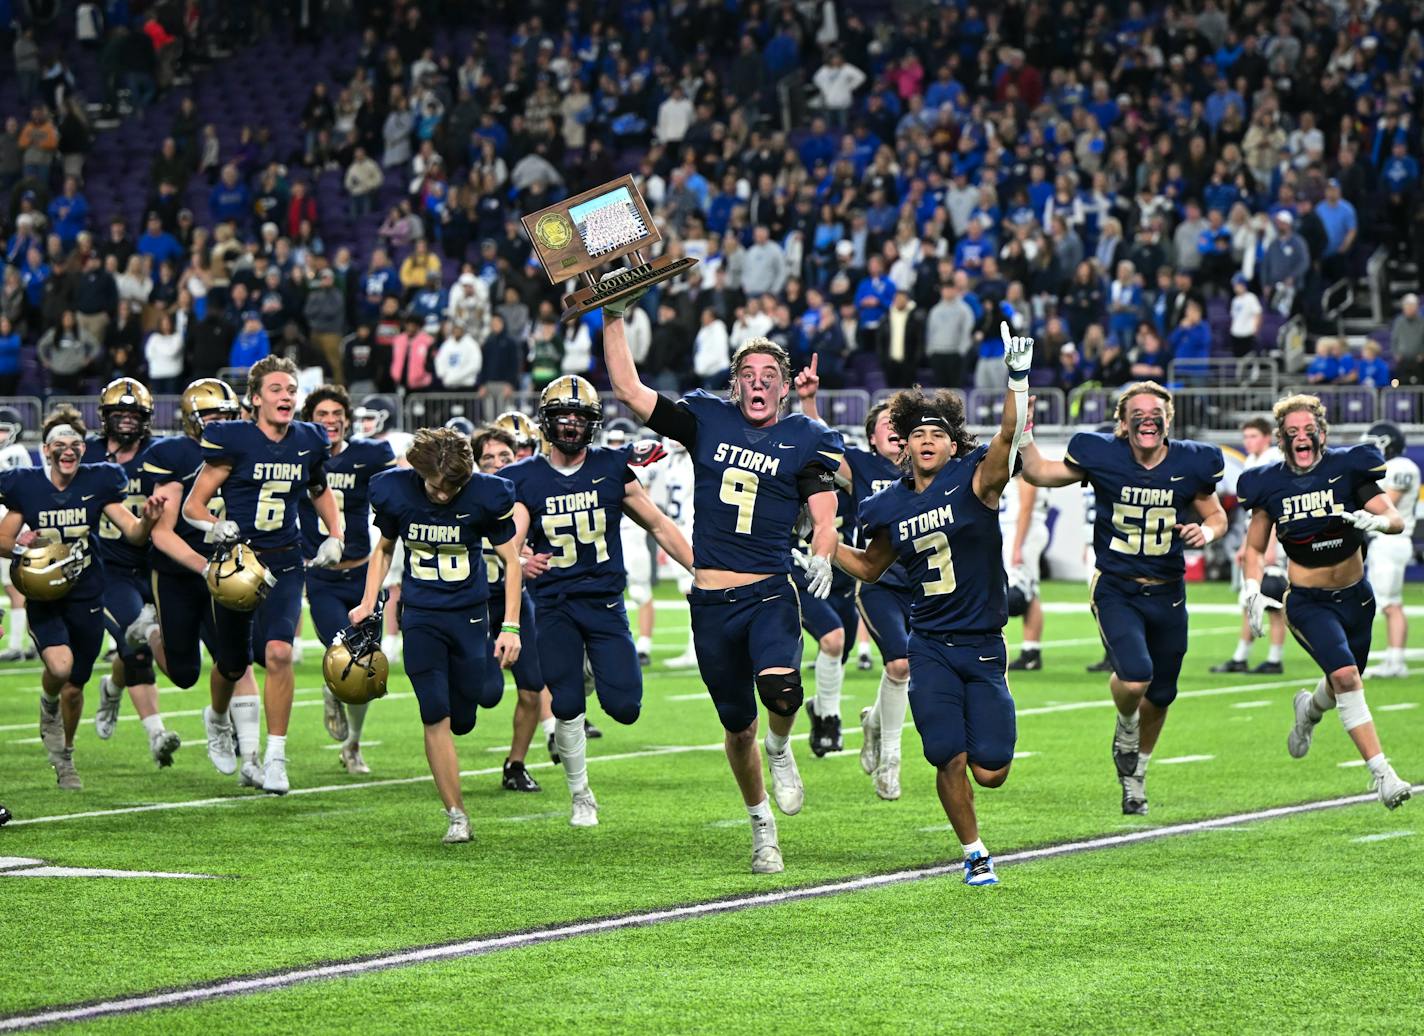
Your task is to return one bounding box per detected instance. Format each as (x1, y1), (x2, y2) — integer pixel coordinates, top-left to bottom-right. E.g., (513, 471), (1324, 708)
(649, 436), (697, 668)
(85, 379), (180, 767)
(604, 419), (657, 666)
(1021, 382), (1227, 816)
(141, 378), (262, 779)
(473, 424), (547, 793)
(1238, 396), (1412, 809)
(299, 385), (397, 774)
(183, 355), (344, 795)
(828, 327), (1035, 886)
(606, 304), (843, 876)
(796, 375), (909, 800)
(507, 376), (693, 827)
(354, 394), (411, 660)
(357, 427), (523, 844)
(0, 406), (163, 789)
(0, 405), (37, 662)
(1212, 417), (1286, 674)
(1360, 422), (1418, 679)
(791, 486), (857, 758)
(1001, 474), (1050, 671)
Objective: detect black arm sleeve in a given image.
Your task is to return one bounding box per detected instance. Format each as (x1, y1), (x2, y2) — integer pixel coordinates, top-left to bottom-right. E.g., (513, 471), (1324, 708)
(646, 394), (698, 448)
(1355, 481), (1384, 506)
(307, 454), (328, 495)
(798, 465), (837, 501)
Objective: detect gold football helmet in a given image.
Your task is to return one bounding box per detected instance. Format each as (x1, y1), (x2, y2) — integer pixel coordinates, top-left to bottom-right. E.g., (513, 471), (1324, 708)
(538, 375), (602, 452)
(323, 596), (389, 706)
(205, 543), (277, 612)
(493, 410), (546, 455)
(100, 377), (154, 446)
(13, 532), (87, 601)
(180, 378), (241, 438)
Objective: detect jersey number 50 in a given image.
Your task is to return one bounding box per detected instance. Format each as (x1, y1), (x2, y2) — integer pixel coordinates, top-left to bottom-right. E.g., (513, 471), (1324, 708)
(1109, 503), (1175, 556)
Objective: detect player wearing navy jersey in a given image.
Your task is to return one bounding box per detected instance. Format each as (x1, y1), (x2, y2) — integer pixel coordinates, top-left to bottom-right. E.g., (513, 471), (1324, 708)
(300, 385), (397, 776)
(358, 428), (523, 844)
(184, 356), (344, 795)
(606, 303), (842, 876)
(509, 376), (692, 827)
(0, 406), (163, 790)
(1238, 395), (1412, 809)
(790, 486), (858, 757)
(830, 326), (1035, 887)
(83, 378), (183, 768)
(1022, 382), (1227, 816)
(798, 371), (912, 799)
(142, 378), (264, 779)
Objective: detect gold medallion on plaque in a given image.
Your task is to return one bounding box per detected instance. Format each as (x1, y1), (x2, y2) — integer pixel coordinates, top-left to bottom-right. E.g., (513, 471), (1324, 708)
(533, 212), (574, 251)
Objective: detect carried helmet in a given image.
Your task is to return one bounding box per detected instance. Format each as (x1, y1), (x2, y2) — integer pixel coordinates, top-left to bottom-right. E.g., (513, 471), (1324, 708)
(0, 405), (24, 448)
(180, 378), (241, 438)
(539, 375), (603, 453)
(1005, 565), (1035, 618)
(353, 395), (399, 438)
(1363, 421), (1406, 461)
(13, 532), (88, 601)
(99, 377), (154, 446)
(1261, 564), (1288, 610)
(205, 543), (278, 612)
(493, 410), (544, 455)
(323, 594), (390, 705)
(444, 415), (477, 437)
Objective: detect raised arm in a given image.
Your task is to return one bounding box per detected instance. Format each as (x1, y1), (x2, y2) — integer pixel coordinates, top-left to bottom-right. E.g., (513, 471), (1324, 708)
(831, 527), (897, 583)
(973, 324), (1033, 506)
(794, 354), (852, 482)
(603, 310), (660, 424)
(622, 479), (693, 572)
(1020, 440), (1086, 489)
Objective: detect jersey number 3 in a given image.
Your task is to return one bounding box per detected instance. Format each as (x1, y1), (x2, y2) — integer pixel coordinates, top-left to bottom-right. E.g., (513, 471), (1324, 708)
(913, 531), (957, 595)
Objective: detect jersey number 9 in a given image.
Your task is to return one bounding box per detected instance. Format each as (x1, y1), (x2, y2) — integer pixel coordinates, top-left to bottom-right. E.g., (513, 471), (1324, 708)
(719, 469), (759, 535)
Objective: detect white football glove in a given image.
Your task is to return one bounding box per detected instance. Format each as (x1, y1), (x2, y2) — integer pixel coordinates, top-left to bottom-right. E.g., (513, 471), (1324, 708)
(1241, 578), (1280, 639)
(792, 548), (835, 600)
(1344, 509), (1391, 533)
(311, 535), (344, 568)
(206, 520), (241, 546)
(1001, 321), (1033, 383)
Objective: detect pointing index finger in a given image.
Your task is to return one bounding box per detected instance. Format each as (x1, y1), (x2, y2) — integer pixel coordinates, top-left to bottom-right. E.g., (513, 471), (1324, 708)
(1000, 321), (1013, 349)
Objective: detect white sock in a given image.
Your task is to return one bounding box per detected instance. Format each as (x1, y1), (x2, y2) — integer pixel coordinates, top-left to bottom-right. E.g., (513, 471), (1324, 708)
(346, 702), (369, 746)
(230, 696), (261, 759)
(746, 796), (772, 822)
(814, 649), (843, 718)
(8, 608), (26, 651)
(1022, 640), (1041, 652)
(141, 714), (165, 737)
(209, 707), (230, 727)
(555, 716), (588, 793)
(264, 733), (286, 762)
(1387, 646), (1406, 667)
(540, 716), (556, 737)
(1118, 708), (1140, 733)
(961, 838), (987, 858)
(857, 639), (871, 660)
(636, 635), (651, 654)
(1366, 752), (1391, 779)
(1232, 639), (1251, 663)
(1134, 752), (1151, 778)
(291, 639), (304, 665)
(381, 633), (398, 657)
(1267, 643), (1283, 663)
(764, 730), (790, 755)
(40, 690), (59, 710)
(1307, 678), (1335, 722)
(877, 672), (909, 757)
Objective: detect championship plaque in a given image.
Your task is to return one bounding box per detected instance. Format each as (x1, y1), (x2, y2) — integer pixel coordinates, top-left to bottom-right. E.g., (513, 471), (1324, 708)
(521, 174), (699, 324)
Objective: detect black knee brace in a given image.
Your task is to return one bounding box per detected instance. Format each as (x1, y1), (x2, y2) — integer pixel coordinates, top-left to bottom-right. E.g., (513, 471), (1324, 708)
(122, 653), (156, 687)
(755, 671), (804, 717)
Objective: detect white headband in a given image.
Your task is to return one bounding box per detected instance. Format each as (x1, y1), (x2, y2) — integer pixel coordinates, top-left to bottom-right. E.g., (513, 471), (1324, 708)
(45, 424), (82, 445)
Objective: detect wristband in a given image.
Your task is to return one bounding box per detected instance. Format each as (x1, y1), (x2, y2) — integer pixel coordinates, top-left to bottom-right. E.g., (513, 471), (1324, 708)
(1200, 525), (1216, 545)
(500, 623), (521, 635)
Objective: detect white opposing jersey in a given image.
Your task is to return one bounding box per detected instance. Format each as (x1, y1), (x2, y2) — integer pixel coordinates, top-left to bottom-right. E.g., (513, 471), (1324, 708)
(0, 443), (33, 471)
(1382, 456), (1421, 538)
(999, 475), (1049, 530)
(653, 448), (695, 533)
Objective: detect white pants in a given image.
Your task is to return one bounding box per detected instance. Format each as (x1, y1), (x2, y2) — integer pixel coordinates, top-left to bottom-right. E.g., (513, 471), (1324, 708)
(623, 526), (652, 608)
(1002, 522), (1048, 584)
(1367, 535), (1413, 607)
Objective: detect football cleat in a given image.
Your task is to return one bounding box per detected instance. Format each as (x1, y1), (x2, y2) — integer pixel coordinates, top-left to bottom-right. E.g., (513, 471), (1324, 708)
(1371, 767), (1412, 810)
(124, 604), (159, 649)
(1086, 656), (1113, 673)
(1286, 690), (1318, 760)
(148, 728), (181, 768)
(238, 756), (265, 790)
(1120, 773), (1149, 815)
(39, 698), (65, 760)
(1210, 658), (1248, 673)
(823, 712), (843, 753)
(664, 650), (698, 669)
(806, 702), (830, 757)
(584, 717), (603, 739)
(874, 751), (902, 801)
(637, 649), (651, 668)
(1112, 714), (1140, 778)
(570, 788), (599, 827)
(963, 851), (999, 886)
(546, 731), (560, 764)
(856, 645), (873, 671)
(502, 758), (541, 792)
(859, 706), (880, 775)
(443, 808), (472, 844)
(0, 648), (21, 662)
(322, 687), (349, 742)
(751, 815), (783, 874)
(262, 756), (290, 795)
(54, 748), (82, 790)
(0, 804), (11, 826)
(339, 744), (371, 775)
(1250, 660), (1284, 675)
(1364, 661), (1408, 679)
(766, 744), (804, 815)
(1007, 649), (1042, 671)
(93, 675), (123, 740)
(203, 708), (238, 775)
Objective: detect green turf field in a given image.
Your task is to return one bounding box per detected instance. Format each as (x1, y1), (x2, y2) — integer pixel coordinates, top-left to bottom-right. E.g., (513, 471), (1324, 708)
(1, 581), (1421, 1033)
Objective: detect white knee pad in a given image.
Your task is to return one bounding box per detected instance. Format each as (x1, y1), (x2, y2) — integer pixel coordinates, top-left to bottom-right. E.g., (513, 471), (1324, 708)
(1335, 690), (1372, 732)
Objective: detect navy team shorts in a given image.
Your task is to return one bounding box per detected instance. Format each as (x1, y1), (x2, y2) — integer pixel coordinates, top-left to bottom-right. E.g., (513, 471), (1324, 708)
(689, 574), (804, 732)
(791, 567), (857, 661)
(857, 581), (912, 663)
(401, 602), (499, 734)
(305, 565), (366, 648)
(1090, 570), (1188, 707)
(101, 563), (154, 668)
(1284, 579), (1375, 676)
(531, 593), (642, 725)
(907, 630), (1016, 770)
(485, 587), (545, 695)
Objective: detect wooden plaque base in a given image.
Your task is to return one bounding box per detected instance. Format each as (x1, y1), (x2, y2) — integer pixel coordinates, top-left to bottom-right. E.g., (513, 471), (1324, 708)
(559, 255), (700, 324)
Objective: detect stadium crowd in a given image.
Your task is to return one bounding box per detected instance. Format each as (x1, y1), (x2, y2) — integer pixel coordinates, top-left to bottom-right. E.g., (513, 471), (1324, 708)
(1, 0), (1422, 407)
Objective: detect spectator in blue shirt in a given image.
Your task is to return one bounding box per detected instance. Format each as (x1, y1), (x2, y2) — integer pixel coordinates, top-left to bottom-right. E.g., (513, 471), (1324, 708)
(1381, 139), (1420, 196)
(1356, 341), (1393, 387)
(1306, 338), (1344, 384)
(797, 117), (836, 171)
(47, 177), (89, 248)
(1203, 78), (1245, 131)
(853, 255), (896, 333)
(954, 220), (991, 272)
(136, 213), (185, 266)
(1315, 179), (1357, 261)
(1168, 299), (1212, 378)
(229, 312), (272, 368)
(209, 164), (252, 227)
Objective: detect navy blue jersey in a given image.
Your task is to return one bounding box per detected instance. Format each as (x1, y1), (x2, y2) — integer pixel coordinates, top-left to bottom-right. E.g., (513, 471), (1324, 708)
(1065, 432), (1224, 581)
(370, 468), (516, 610)
(843, 445), (912, 591)
(0, 462), (128, 594)
(506, 447), (635, 600)
(860, 445), (1006, 634)
(83, 435), (156, 571)
(297, 437), (396, 562)
(140, 434), (226, 575)
(1237, 443), (1387, 568)
(662, 391), (843, 574)
(199, 420), (330, 551)
(795, 486), (857, 595)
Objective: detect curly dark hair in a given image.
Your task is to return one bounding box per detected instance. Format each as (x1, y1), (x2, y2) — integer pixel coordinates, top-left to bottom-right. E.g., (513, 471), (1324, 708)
(471, 425), (517, 467)
(300, 384), (353, 423)
(886, 387), (976, 466)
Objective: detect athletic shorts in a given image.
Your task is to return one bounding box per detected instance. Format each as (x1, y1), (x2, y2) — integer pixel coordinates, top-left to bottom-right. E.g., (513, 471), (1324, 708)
(485, 586), (544, 693)
(401, 602), (499, 733)
(306, 566), (366, 648)
(791, 567), (856, 661)
(102, 563), (154, 667)
(857, 581), (912, 663)
(29, 588), (106, 688)
(1284, 580), (1375, 677)
(151, 568), (220, 689)
(907, 630), (1016, 770)
(1089, 570), (1188, 707)
(689, 574), (803, 732)
(530, 592), (642, 725)
(210, 547), (306, 673)
(1365, 536), (1411, 608)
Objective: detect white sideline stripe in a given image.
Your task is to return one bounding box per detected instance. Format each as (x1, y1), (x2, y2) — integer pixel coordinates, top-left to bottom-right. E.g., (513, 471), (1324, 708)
(4, 678), (1306, 830)
(0, 688), (376, 734)
(1230, 701), (1273, 709)
(1350, 830), (1415, 843)
(1377, 702), (1418, 711)
(0, 788), (1408, 1034)
(1156, 754), (1215, 765)
(1338, 760), (1368, 768)
(321, 741), (383, 751)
